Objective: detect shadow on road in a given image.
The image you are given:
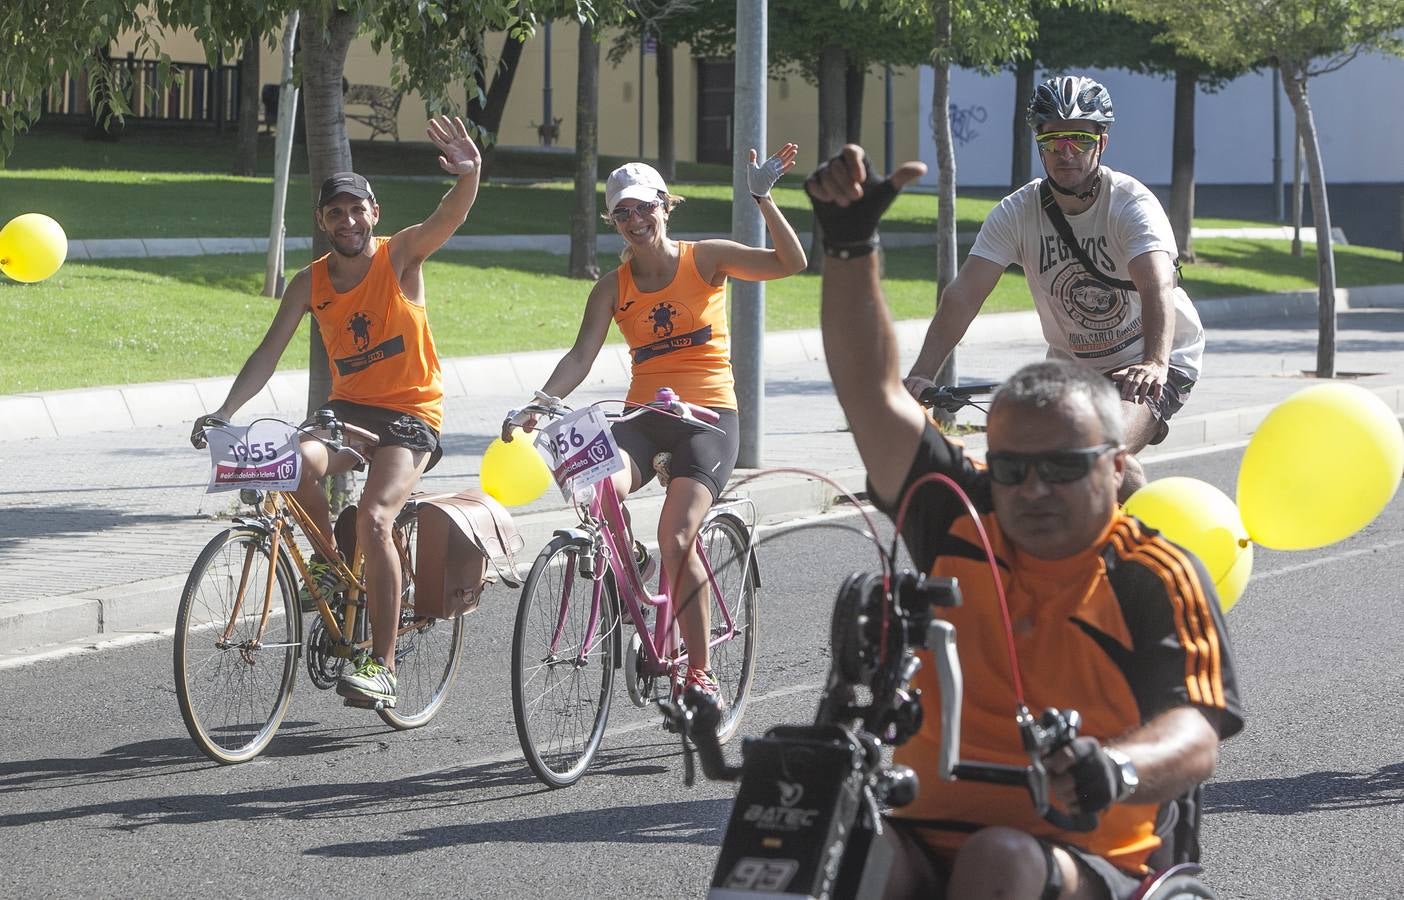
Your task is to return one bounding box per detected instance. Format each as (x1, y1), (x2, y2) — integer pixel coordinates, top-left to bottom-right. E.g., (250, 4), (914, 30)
(307, 796), (731, 858)
(1205, 762), (1404, 815)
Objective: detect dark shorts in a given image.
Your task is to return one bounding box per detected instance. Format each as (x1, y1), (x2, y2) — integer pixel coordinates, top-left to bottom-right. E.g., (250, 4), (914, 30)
(889, 822), (1143, 900)
(1103, 366), (1195, 446)
(610, 407), (740, 501)
(325, 399), (443, 473)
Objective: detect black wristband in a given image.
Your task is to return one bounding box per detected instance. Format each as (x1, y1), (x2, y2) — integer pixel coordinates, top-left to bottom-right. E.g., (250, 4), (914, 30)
(824, 238), (879, 259)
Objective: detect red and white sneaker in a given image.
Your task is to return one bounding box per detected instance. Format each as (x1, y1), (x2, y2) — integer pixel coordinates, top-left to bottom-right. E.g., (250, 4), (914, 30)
(684, 666), (727, 712)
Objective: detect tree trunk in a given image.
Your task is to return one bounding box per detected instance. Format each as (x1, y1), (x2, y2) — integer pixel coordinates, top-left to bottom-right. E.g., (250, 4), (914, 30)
(845, 61), (864, 145)
(657, 39), (676, 182)
(299, 10), (357, 415)
(1281, 62), (1336, 379)
(932, 0), (957, 395)
(233, 31), (260, 177)
(810, 45), (847, 272)
(480, 31), (527, 139)
(569, 20), (600, 280)
(1168, 66), (1197, 263)
(1009, 57), (1034, 191)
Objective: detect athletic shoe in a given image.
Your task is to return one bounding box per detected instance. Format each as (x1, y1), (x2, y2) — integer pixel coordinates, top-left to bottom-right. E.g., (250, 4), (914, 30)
(685, 666), (727, 712)
(337, 656), (397, 707)
(298, 554), (345, 613)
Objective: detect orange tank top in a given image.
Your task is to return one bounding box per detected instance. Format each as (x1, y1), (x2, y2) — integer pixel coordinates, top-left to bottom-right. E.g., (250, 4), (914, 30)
(614, 241), (736, 410)
(309, 238), (444, 431)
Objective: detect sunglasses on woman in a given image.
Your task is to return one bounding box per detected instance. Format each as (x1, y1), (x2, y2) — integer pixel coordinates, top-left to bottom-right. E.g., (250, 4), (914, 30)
(985, 443), (1120, 486)
(1035, 131), (1101, 156)
(609, 198), (664, 223)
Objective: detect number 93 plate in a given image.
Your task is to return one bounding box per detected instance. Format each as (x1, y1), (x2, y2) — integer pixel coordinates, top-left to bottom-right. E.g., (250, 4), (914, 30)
(536, 405), (624, 502)
(204, 420), (301, 493)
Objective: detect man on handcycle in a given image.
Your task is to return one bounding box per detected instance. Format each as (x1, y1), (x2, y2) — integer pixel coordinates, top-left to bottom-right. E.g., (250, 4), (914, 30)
(190, 115), (483, 710)
(804, 146), (1244, 899)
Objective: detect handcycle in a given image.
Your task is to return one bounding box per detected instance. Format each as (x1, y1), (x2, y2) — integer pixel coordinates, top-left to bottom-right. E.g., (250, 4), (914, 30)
(504, 387), (760, 788)
(176, 410), (506, 764)
(666, 470), (1218, 899)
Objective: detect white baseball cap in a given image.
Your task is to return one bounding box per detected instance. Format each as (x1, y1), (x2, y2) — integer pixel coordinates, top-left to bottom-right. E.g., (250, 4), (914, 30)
(605, 162), (668, 211)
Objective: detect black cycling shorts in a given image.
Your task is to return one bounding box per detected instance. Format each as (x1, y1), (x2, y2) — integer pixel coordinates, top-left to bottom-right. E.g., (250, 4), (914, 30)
(610, 407), (739, 500)
(889, 822), (1144, 900)
(325, 399), (443, 473)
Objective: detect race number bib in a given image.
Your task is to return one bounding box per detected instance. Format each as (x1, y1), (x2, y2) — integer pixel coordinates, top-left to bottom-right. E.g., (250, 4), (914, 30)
(204, 420), (301, 492)
(536, 406), (624, 502)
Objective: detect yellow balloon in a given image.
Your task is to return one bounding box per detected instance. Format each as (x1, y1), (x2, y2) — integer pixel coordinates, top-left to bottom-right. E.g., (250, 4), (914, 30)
(480, 429), (553, 506)
(1237, 383), (1404, 550)
(1124, 477), (1252, 612)
(0, 213), (68, 283)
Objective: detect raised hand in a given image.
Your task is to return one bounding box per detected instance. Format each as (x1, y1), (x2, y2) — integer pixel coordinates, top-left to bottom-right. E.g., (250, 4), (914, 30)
(427, 115), (482, 177)
(747, 142), (799, 199)
(804, 145), (926, 258)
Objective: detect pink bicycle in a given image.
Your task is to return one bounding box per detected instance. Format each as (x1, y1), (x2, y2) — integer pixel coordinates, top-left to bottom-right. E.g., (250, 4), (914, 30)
(506, 389), (759, 788)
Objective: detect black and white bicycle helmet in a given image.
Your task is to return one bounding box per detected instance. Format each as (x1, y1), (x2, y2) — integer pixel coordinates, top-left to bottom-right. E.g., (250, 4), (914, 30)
(1027, 75), (1115, 130)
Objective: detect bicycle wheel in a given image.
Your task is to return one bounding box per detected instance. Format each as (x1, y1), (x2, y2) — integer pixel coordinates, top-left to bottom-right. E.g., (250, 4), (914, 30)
(698, 513), (759, 744)
(378, 508), (466, 729)
(174, 527), (300, 764)
(511, 535), (620, 788)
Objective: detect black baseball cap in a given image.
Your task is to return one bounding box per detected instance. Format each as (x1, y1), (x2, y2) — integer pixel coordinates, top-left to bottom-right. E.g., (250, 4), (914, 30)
(318, 172), (375, 207)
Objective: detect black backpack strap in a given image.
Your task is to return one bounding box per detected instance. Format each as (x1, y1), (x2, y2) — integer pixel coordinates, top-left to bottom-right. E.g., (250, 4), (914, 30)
(1038, 180), (1137, 291)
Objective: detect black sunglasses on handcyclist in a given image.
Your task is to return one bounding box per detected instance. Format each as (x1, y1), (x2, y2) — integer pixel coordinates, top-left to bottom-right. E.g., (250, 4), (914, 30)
(985, 443), (1121, 486)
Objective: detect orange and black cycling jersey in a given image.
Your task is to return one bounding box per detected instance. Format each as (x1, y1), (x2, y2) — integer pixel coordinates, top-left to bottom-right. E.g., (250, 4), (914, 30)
(309, 238), (444, 431)
(875, 423), (1244, 873)
(614, 241), (736, 410)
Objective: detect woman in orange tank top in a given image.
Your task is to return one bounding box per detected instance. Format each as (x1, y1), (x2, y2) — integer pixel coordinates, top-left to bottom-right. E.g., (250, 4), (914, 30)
(507, 147), (807, 704)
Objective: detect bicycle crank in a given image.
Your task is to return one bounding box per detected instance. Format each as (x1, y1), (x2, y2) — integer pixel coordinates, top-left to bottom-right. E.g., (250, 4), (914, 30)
(624, 630), (658, 709)
(305, 617), (348, 689)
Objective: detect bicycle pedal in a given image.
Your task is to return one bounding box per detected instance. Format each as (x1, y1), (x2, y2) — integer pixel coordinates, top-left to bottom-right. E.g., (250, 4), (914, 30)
(341, 694), (392, 711)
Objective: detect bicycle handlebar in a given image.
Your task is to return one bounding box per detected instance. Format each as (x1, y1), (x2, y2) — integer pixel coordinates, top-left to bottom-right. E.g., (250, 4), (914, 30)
(193, 410), (379, 468)
(504, 387), (724, 439)
(917, 380), (1001, 414)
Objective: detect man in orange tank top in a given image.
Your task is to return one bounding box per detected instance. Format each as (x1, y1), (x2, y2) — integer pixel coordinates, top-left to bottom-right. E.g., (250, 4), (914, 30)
(804, 146), (1243, 899)
(191, 115), (482, 709)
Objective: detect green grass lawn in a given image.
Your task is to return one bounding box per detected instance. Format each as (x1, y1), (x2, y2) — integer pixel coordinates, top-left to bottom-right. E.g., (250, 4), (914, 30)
(5, 240), (1400, 394)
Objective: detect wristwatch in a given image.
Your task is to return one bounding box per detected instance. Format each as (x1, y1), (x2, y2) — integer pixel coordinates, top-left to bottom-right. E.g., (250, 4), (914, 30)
(1104, 746), (1139, 802)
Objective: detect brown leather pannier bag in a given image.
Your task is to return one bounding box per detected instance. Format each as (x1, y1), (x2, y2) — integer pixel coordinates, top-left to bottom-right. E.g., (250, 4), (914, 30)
(411, 489), (523, 619)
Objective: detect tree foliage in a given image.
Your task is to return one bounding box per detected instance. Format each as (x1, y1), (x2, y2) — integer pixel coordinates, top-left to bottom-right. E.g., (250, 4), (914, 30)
(1120, 0), (1404, 376)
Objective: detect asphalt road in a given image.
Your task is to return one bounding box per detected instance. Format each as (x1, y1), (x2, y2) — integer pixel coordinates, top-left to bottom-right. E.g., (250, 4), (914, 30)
(3, 444), (1402, 899)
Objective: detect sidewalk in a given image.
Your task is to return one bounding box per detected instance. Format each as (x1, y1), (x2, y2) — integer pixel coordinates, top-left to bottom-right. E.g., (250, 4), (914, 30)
(2, 291), (1402, 662)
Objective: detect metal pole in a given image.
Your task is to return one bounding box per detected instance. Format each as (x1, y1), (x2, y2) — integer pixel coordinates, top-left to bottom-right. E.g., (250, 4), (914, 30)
(732, 0), (767, 468)
(638, 27), (646, 158)
(263, 11), (300, 298)
(884, 64), (894, 174)
(1272, 69), (1283, 222)
(543, 21), (553, 145)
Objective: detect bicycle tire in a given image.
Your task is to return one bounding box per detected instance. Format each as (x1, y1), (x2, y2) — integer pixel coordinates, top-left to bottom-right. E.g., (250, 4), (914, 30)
(511, 535), (619, 788)
(378, 509), (466, 729)
(697, 513), (759, 744)
(174, 526), (300, 764)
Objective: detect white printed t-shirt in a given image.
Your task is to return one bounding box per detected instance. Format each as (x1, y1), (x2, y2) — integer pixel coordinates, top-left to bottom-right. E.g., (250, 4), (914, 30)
(969, 167), (1205, 381)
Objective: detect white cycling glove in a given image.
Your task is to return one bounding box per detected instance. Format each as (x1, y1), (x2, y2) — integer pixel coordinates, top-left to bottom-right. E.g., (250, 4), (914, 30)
(747, 151), (788, 200)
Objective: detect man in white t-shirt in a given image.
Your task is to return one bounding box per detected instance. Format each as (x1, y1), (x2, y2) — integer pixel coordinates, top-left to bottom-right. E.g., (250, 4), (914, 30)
(905, 75), (1204, 499)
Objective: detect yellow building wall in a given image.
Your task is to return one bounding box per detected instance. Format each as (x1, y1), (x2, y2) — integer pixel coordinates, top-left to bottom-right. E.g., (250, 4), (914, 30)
(110, 20), (925, 171)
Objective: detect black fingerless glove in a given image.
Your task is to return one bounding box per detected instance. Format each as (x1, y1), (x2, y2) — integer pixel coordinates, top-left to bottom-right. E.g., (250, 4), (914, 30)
(190, 414), (229, 450)
(1065, 736), (1122, 815)
(805, 153), (901, 259)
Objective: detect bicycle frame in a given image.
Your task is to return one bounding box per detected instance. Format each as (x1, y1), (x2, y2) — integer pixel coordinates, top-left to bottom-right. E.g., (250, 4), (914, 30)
(218, 489), (404, 654)
(549, 470), (742, 685)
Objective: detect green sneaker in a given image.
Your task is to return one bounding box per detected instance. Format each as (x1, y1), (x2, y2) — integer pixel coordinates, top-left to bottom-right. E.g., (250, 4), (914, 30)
(298, 554), (345, 613)
(337, 656), (397, 708)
